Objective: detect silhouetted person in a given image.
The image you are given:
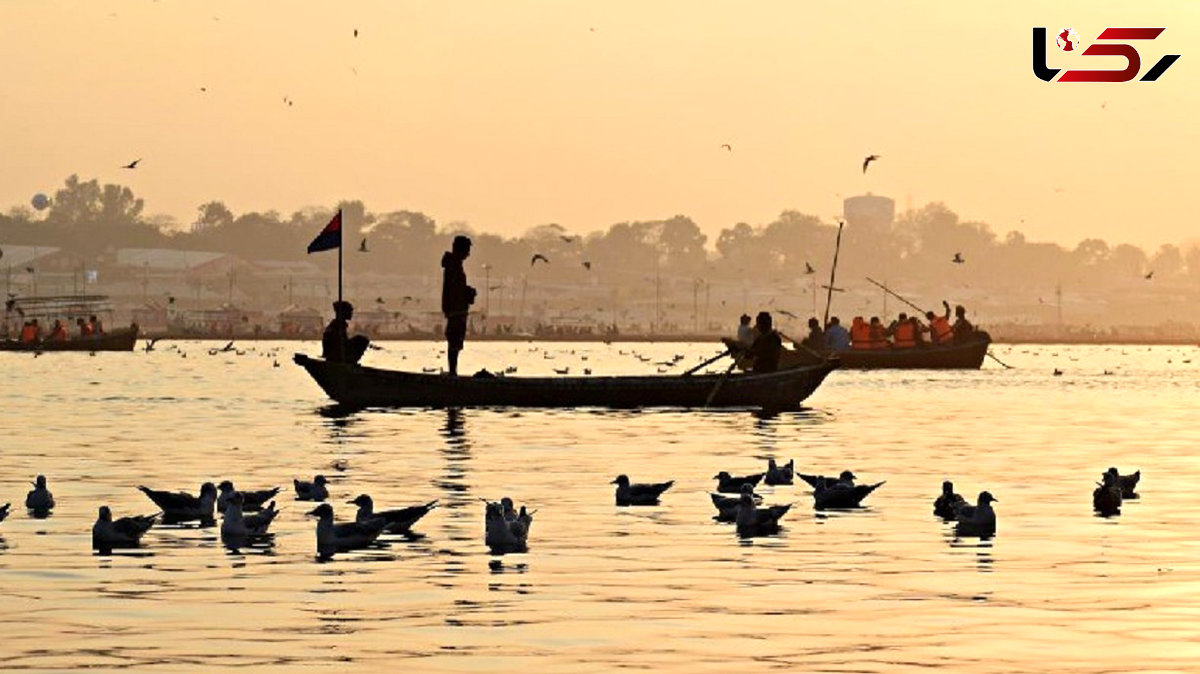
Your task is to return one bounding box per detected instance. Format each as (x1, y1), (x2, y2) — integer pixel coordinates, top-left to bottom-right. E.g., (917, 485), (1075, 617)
(322, 301), (369, 365)
(736, 314), (755, 346)
(90, 314), (104, 335)
(77, 316), (94, 338)
(952, 304), (975, 341)
(441, 235), (476, 376)
(801, 317), (824, 352)
(748, 311), (783, 373)
(868, 316), (888, 349)
(824, 316), (850, 351)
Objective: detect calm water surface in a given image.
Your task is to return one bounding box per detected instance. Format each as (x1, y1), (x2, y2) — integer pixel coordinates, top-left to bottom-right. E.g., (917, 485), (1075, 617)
(1, 341), (1199, 672)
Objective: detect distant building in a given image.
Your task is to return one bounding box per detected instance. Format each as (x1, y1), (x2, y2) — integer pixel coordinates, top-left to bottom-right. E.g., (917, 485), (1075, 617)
(843, 193), (895, 231)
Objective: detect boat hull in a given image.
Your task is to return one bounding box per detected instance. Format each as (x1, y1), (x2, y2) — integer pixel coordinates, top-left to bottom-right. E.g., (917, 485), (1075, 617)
(0, 326), (140, 352)
(293, 353), (838, 410)
(726, 332), (991, 370)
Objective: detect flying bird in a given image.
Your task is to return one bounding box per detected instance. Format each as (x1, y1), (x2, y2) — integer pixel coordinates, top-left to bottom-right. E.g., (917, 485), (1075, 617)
(353, 28), (358, 37)
(375, 297), (385, 304)
(862, 154), (880, 174)
(121, 159), (141, 169)
(358, 238), (368, 253)
(199, 87), (207, 93)
(531, 253), (549, 267)
(1144, 271), (1154, 280)
(804, 261), (815, 275)
(582, 261), (592, 270)
(777, 309), (798, 319)
(560, 235), (577, 243)
(952, 252), (965, 264)
(720, 143), (732, 151)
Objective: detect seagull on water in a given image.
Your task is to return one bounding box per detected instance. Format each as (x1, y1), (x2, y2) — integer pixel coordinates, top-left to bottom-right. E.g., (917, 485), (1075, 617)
(93, 506), (156, 550)
(1093, 471), (1122, 517)
(710, 491), (762, 522)
(294, 475), (329, 502)
(933, 480), (967, 520)
(952, 252), (965, 264)
(217, 481), (280, 513)
(735, 484), (791, 537)
(0, 502), (10, 524)
(1106, 467), (1140, 499)
(764, 458), (794, 486)
(953, 491), (998, 537)
(484, 499), (532, 554)
(26, 475), (55, 514)
(611, 474), (674, 506)
(812, 471), (885, 510)
(221, 492), (279, 539)
(138, 482), (217, 525)
(714, 471), (765, 494)
(307, 503), (386, 557)
(348, 494), (438, 534)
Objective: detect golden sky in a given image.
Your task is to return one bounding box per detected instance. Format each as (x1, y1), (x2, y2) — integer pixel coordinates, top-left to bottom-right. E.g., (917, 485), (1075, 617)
(0, 1), (1196, 249)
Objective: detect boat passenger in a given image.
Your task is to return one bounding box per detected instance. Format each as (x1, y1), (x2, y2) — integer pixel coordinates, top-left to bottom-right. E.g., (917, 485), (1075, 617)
(868, 317), (889, 349)
(20, 319), (41, 343)
(891, 313), (917, 349)
(952, 304), (974, 342)
(441, 235), (476, 376)
(925, 301), (953, 345)
(322, 300), (370, 365)
(800, 317), (825, 352)
(90, 315), (104, 335)
(49, 319), (68, 341)
(824, 316), (851, 351)
(850, 316), (871, 350)
(748, 311), (783, 373)
(736, 314), (756, 347)
(77, 317), (95, 337)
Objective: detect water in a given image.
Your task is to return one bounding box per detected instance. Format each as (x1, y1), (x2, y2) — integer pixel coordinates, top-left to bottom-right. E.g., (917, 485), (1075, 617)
(1, 341), (1198, 672)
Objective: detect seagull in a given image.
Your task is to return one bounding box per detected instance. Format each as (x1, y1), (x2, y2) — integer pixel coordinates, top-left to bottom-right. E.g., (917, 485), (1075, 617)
(348, 494), (438, 534)
(25, 475), (55, 514)
(713, 471), (765, 494)
(138, 482), (217, 525)
(1106, 467), (1140, 499)
(933, 480), (967, 520)
(862, 154), (880, 174)
(358, 238), (369, 253)
(294, 475), (329, 502)
(531, 253), (549, 267)
(144, 337), (161, 352)
(710, 491), (763, 522)
(560, 235), (577, 243)
(484, 499), (532, 554)
(216, 481), (280, 513)
(221, 492), (279, 539)
(611, 475), (674, 506)
(121, 159), (141, 169)
(804, 262), (815, 275)
(812, 472), (885, 510)
(0, 502), (10, 523)
(764, 458), (794, 486)
(953, 491), (998, 537)
(720, 143), (732, 151)
(952, 252), (965, 264)
(199, 87), (207, 93)
(1093, 472), (1122, 517)
(353, 28), (358, 37)
(1053, 368), (1063, 376)
(777, 309), (798, 319)
(582, 261), (592, 270)
(92, 506), (157, 550)
(1144, 271), (1154, 280)
(307, 503), (386, 557)
(735, 484), (791, 537)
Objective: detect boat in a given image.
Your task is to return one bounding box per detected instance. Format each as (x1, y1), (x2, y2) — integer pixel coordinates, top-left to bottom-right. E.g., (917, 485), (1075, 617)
(293, 353), (839, 410)
(1, 295), (140, 352)
(722, 331), (992, 370)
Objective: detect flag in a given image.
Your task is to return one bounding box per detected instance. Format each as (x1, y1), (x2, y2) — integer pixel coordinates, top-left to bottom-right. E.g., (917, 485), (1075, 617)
(307, 210), (342, 254)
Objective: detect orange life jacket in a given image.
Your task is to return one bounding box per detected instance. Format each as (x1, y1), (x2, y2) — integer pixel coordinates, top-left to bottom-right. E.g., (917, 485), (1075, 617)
(930, 316), (953, 344)
(850, 318), (871, 349)
(81, 322), (95, 337)
(20, 324), (38, 342)
(51, 325), (68, 341)
(893, 321), (916, 348)
(868, 324), (889, 349)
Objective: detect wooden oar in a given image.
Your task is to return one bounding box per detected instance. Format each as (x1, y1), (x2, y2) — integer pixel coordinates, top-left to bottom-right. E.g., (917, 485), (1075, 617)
(682, 348), (733, 376)
(865, 277), (926, 314)
(986, 350), (1014, 369)
(704, 354), (743, 408)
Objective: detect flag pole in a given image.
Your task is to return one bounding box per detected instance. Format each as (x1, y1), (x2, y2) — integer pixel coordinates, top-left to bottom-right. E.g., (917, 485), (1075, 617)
(337, 209), (344, 303)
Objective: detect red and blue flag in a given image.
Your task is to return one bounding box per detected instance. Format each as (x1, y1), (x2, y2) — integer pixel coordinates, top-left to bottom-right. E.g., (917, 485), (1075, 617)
(307, 210), (342, 254)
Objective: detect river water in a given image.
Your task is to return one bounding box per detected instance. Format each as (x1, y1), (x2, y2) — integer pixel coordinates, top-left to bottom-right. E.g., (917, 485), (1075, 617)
(0, 341), (1198, 672)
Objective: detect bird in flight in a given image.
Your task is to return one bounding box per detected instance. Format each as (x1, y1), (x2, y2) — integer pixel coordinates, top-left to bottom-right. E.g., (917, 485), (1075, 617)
(862, 154), (880, 174)
(560, 235), (577, 243)
(804, 262), (815, 275)
(283, 96), (294, 107)
(777, 309), (798, 319)
(952, 252), (965, 264)
(358, 238), (369, 253)
(121, 159), (141, 169)
(720, 143), (732, 152)
(582, 261), (592, 271)
(531, 254), (549, 267)
(353, 28), (358, 37)
(1145, 271), (1154, 280)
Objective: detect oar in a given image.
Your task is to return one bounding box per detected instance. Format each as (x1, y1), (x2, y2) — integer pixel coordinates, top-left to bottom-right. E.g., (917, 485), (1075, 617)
(682, 348), (732, 376)
(986, 350), (1014, 369)
(778, 331), (826, 362)
(865, 277), (926, 315)
(704, 354), (743, 408)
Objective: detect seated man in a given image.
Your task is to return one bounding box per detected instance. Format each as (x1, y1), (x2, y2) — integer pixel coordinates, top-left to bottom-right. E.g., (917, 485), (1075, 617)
(736, 314), (756, 347)
(824, 316), (851, 351)
(49, 319), (68, 341)
(800, 317), (825, 352)
(322, 300), (370, 365)
(747, 311), (783, 373)
(952, 304), (975, 341)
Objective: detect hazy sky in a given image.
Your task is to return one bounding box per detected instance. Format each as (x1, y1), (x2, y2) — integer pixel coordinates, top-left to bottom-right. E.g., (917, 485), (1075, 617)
(1, 1), (1196, 249)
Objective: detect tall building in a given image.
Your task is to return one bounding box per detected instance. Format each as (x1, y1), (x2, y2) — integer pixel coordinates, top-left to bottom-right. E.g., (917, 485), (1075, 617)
(843, 193), (895, 231)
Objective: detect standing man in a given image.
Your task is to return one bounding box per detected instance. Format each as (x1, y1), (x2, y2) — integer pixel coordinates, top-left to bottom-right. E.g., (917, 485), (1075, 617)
(441, 235), (476, 376)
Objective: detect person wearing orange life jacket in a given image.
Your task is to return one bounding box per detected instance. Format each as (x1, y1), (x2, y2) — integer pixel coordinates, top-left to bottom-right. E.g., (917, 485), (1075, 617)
(925, 300), (953, 345)
(20, 319), (41, 343)
(49, 319), (68, 341)
(891, 313), (918, 349)
(850, 316), (871, 350)
(77, 317), (94, 338)
(868, 316), (889, 349)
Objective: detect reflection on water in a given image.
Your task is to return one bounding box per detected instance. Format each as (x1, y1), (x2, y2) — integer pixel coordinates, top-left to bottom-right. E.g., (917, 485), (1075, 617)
(0, 341), (1199, 670)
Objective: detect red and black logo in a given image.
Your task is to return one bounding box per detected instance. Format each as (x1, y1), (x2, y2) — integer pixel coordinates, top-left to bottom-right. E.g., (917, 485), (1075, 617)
(1033, 27), (1180, 82)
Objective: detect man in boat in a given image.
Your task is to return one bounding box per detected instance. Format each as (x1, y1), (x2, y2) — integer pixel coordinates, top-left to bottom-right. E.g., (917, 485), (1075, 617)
(850, 316), (870, 349)
(952, 304), (975, 342)
(20, 319), (41, 343)
(746, 311), (783, 373)
(77, 317), (94, 338)
(889, 313), (917, 349)
(924, 301), (954, 345)
(868, 316), (889, 349)
(824, 316), (851, 351)
(49, 319), (68, 341)
(322, 300), (370, 365)
(736, 314), (755, 347)
(90, 314), (104, 335)
(800, 317), (824, 352)
(441, 235), (476, 376)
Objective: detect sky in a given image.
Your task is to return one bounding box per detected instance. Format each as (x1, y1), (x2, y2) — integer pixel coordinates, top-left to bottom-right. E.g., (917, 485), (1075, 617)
(0, 1), (1197, 250)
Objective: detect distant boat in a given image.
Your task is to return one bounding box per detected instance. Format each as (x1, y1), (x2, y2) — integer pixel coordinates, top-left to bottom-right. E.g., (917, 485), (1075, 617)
(2, 295), (139, 352)
(293, 353), (837, 410)
(722, 332), (991, 370)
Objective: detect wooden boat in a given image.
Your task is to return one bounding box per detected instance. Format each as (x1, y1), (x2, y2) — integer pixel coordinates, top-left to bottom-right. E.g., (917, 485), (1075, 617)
(722, 331), (991, 370)
(293, 353), (838, 410)
(0, 325), (139, 352)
